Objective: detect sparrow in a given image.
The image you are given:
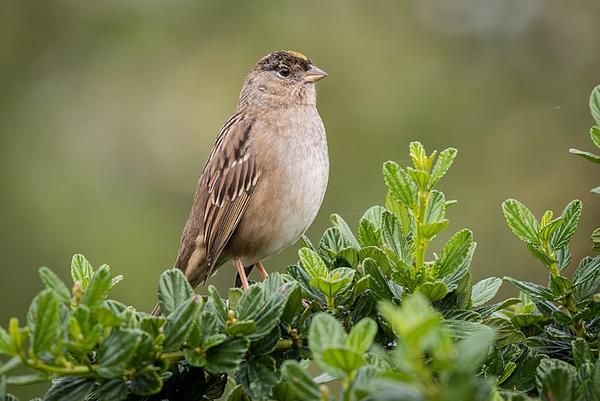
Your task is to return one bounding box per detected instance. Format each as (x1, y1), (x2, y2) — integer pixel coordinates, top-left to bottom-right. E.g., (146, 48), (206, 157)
(154, 50), (328, 313)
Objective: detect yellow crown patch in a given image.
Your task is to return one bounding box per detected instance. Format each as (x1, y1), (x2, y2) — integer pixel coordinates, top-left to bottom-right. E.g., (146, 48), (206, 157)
(286, 51), (308, 61)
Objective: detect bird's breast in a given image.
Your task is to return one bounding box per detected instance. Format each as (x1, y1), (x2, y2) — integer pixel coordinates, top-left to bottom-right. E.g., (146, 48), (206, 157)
(228, 106), (329, 264)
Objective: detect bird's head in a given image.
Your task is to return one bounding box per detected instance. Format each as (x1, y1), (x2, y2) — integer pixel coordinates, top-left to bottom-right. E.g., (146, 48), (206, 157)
(239, 50), (327, 109)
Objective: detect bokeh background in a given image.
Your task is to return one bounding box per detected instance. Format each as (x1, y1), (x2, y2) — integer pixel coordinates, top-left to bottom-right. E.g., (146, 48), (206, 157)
(1, 1), (600, 396)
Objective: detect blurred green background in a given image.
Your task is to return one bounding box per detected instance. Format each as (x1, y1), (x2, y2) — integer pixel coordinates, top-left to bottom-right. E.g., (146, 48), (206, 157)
(1, 1), (600, 396)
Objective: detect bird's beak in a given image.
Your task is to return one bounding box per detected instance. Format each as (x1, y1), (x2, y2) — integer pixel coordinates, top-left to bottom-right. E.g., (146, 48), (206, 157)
(304, 65), (328, 83)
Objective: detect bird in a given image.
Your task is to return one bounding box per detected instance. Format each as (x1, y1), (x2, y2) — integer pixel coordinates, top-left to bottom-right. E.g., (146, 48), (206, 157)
(153, 50), (328, 314)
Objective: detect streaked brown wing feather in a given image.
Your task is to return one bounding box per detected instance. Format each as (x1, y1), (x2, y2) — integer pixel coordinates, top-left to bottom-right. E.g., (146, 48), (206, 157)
(201, 115), (260, 279)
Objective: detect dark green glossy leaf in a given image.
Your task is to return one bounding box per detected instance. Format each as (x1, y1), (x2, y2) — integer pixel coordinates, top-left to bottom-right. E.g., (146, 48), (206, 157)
(158, 269), (194, 316)
(205, 336), (250, 374)
(235, 355), (279, 401)
(573, 256), (600, 301)
(96, 328), (142, 378)
(163, 295), (203, 351)
(130, 368), (162, 395)
(504, 277), (554, 301)
(97, 379), (128, 401)
(44, 377), (95, 401)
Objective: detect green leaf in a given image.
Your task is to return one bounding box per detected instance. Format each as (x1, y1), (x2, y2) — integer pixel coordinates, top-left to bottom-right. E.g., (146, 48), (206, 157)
(421, 220), (449, 239)
(424, 190), (446, 223)
(163, 295), (203, 351)
(429, 147), (457, 188)
(96, 329), (142, 379)
(409, 141), (427, 169)
(347, 318), (377, 353)
(226, 320), (257, 336)
(550, 200), (582, 250)
(38, 267), (71, 304)
(591, 126), (600, 149)
(548, 275), (571, 298)
(322, 346), (366, 375)
(0, 327), (13, 355)
(571, 338), (591, 369)
(281, 360), (320, 401)
(379, 294), (441, 349)
(590, 84), (600, 126)
(97, 379), (128, 401)
(358, 218), (381, 247)
(454, 327), (495, 372)
(70, 254), (94, 288)
(6, 373), (48, 385)
(416, 281), (449, 301)
(228, 385), (252, 401)
(158, 269), (194, 316)
(363, 258), (396, 301)
(81, 265), (113, 307)
(330, 213), (360, 249)
(309, 313), (347, 376)
(503, 277), (554, 301)
(44, 377), (96, 401)
(247, 280), (296, 340)
(299, 248), (328, 279)
(502, 199), (540, 244)
(235, 356), (279, 401)
(130, 368), (162, 395)
(207, 285), (228, 325)
(383, 161), (418, 209)
(536, 359), (576, 401)
(569, 148), (600, 164)
(236, 285), (266, 320)
(593, 228), (600, 251)
(471, 277), (503, 307)
(319, 227), (351, 259)
(310, 267), (355, 300)
(381, 210), (410, 263)
(271, 381), (297, 401)
(29, 290), (60, 357)
(361, 205), (386, 230)
(205, 336), (250, 374)
(573, 256), (600, 301)
(434, 229), (475, 278)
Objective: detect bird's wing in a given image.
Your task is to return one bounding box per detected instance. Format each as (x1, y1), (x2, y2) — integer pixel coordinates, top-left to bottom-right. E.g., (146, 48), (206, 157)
(200, 113), (261, 278)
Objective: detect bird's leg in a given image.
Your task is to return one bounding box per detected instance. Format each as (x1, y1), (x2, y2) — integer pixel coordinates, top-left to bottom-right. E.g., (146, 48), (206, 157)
(235, 265), (254, 288)
(235, 257), (250, 290)
(256, 261), (269, 279)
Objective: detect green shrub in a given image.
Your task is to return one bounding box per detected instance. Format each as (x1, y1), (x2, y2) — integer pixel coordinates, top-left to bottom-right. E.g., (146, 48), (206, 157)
(1, 87), (600, 401)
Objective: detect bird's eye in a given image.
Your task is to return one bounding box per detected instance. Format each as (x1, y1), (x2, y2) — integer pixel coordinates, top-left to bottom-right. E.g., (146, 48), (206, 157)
(277, 65), (291, 78)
